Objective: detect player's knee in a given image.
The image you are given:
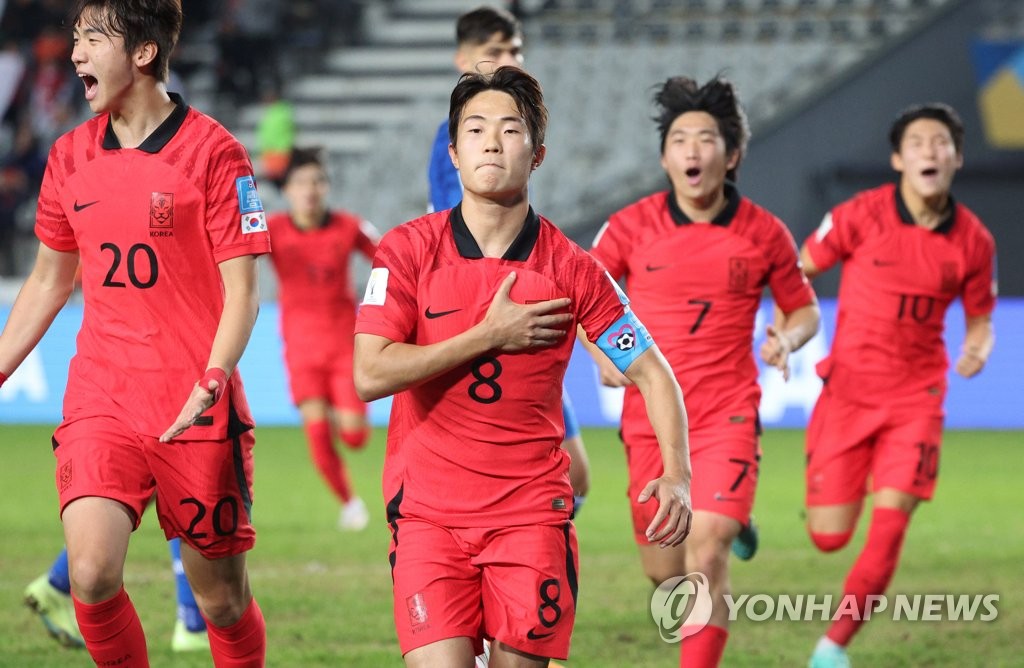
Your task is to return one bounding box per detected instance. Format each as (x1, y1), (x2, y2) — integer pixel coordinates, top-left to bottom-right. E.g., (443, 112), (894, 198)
(809, 530), (853, 553)
(69, 557), (122, 602)
(339, 426), (370, 450)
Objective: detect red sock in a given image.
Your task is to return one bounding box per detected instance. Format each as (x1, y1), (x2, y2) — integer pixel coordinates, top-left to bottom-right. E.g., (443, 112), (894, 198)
(680, 624), (728, 667)
(305, 420), (353, 502)
(73, 587), (149, 667)
(338, 425), (370, 450)
(205, 597), (266, 668)
(827, 507), (911, 646)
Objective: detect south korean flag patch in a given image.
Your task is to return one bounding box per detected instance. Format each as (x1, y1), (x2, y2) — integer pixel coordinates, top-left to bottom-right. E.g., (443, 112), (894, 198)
(235, 175), (267, 234)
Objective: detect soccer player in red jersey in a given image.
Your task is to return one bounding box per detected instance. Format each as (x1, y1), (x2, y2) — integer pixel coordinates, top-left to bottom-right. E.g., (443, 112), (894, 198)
(355, 67), (693, 667)
(586, 76), (820, 668)
(0, 1), (268, 665)
(801, 103), (997, 668)
(267, 147), (379, 531)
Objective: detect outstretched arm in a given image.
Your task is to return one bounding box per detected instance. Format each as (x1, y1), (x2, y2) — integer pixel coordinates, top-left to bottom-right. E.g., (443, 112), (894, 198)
(622, 346), (693, 548)
(0, 243), (78, 380)
(354, 271), (572, 401)
(160, 254), (260, 441)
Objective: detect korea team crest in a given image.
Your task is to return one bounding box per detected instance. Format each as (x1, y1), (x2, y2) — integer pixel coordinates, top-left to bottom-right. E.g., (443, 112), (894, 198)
(150, 192), (174, 229)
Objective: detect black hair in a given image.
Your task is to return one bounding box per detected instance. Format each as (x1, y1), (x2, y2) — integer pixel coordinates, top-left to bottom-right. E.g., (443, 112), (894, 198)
(70, 0), (182, 82)
(889, 103), (965, 154)
(448, 66), (547, 150)
(456, 6), (522, 46)
(654, 75), (750, 182)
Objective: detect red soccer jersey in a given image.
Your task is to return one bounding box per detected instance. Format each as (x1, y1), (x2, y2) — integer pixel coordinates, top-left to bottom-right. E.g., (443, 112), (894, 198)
(267, 210), (378, 366)
(35, 95), (271, 439)
(356, 206), (628, 527)
(591, 185), (816, 434)
(804, 183), (996, 398)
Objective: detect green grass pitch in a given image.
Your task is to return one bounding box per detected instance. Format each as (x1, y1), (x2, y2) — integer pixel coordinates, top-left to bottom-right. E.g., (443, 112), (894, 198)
(0, 425), (1020, 666)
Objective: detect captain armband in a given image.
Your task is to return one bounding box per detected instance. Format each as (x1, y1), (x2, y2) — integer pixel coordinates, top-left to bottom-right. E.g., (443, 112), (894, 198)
(595, 309), (653, 374)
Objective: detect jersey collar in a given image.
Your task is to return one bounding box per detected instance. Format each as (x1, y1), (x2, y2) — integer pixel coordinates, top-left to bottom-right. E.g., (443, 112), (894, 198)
(894, 183), (956, 235)
(102, 92), (190, 153)
(666, 181), (741, 227)
(449, 203), (540, 261)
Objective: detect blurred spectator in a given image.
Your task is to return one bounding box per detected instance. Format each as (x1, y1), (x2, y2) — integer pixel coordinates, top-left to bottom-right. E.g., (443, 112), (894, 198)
(25, 27), (80, 151)
(0, 122), (43, 277)
(216, 0), (283, 105)
(0, 0), (65, 50)
(256, 90), (296, 189)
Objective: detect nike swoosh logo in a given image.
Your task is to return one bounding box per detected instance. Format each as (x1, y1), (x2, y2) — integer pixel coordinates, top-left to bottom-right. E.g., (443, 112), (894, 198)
(73, 200), (100, 212)
(526, 629), (554, 640)
(645, 264), (669, 272)
(424, 307), (461, 319)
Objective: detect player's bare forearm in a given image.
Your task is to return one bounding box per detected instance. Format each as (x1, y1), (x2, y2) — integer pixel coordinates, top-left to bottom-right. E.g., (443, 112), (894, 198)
(778, 302), (820, 352)
(624, 347), (691, 481)
(354, 271), (572, 401)
(206, 255), (261, 376)
(353, 328), (496, 401)
(955, 313), (993, 378)
(0, 244), (78, 376)
(799, 244), (822, 281)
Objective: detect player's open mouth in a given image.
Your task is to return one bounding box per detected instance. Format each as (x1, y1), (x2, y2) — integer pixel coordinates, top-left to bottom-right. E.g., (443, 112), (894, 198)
(80, 74), (98, 100)
(685, 167), (702, 185)
(920, 167), (938, 177)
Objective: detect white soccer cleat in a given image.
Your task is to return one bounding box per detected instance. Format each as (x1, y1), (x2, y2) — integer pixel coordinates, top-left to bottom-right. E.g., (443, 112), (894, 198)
(339, 497), (369, 531)
(24, 574), (84, 648)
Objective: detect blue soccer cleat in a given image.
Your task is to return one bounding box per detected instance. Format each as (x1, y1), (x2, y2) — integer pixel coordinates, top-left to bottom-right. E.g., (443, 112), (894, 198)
(808, 637), (851, 668)
(731, 517), (759, 561)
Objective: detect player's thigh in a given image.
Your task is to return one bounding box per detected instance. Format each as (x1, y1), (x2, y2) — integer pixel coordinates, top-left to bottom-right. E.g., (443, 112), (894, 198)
(179, 542), (250, 603)
(298, 397), (331, 424)
(328, 361), (366, 420)
(390, 518), (483, 657)
(478, 522), (578, 661)
(872, 404), (944, 501)
(805, 387), (881, 507)
(147, 414), (256, 560)
(286, 362), (330, 408)
(53, 415), (155, 526)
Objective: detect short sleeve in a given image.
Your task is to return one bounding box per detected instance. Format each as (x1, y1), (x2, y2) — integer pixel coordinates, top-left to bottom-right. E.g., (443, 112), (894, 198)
(803, 203), (858, 273)
(962, 226), (997, 318)
(589, 214), (630, 280)
(355, 227), (420, 343)
(205, 135), (271, 263)
(765, 218), (817, 313)
(355, 218), (381, 260)
(34, 143), (77, 252)
(428, 121), (461, 213)
(572, 250), (629, 342)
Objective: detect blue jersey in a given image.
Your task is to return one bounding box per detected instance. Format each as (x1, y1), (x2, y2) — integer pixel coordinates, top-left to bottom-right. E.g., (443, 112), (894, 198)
(427, 120), (462, 213)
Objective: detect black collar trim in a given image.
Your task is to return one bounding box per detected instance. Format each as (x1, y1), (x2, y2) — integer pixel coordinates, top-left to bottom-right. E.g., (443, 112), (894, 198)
(894, 184), (955, 235)
(666, 181), (741, 227)
(449, 204), (540, 261)
(289, 210), (332, 232)
(102, 92), (190, 153)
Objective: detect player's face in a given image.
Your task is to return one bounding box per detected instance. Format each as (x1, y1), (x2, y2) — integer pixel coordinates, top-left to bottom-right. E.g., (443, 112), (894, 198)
(660, 111), (739, 204)
(71, 10), (136, 114)
(449, 89), (543, 201)
(283, 164), (329, 222)
(891, 118), (962, 200)
(456, 33), (524, 75)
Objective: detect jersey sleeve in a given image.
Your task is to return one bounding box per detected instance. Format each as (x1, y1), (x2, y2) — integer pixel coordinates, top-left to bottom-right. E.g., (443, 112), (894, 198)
(589, 213), (630, 280)
(803, 202), (859, 273)
(204, 135), (271, 263)
(355, 227), (420, 343)
(765, 217), (817, 313)
(427, 121), (462, 213)
(34, 143), (77, 252)
(355, 218), (381, 260)
(573, 251), (631, 342)
(961, 226), (997, 318)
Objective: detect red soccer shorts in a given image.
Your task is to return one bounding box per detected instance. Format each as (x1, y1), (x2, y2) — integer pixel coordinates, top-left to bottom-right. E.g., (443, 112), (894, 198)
(389, 517), (578, 660)
(53, 411), (256, 559)
(625, 415), (761, 544)
(285, 353), (363, 412)
(805, 381), (945, 507)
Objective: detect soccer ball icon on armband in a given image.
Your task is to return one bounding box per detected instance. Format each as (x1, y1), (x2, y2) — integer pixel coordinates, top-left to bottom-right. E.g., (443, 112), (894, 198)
(615, 328), (635, 351)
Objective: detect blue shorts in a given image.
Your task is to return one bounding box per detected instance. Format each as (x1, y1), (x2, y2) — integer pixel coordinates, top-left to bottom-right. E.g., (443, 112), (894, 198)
(561, 389), (580, 440)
